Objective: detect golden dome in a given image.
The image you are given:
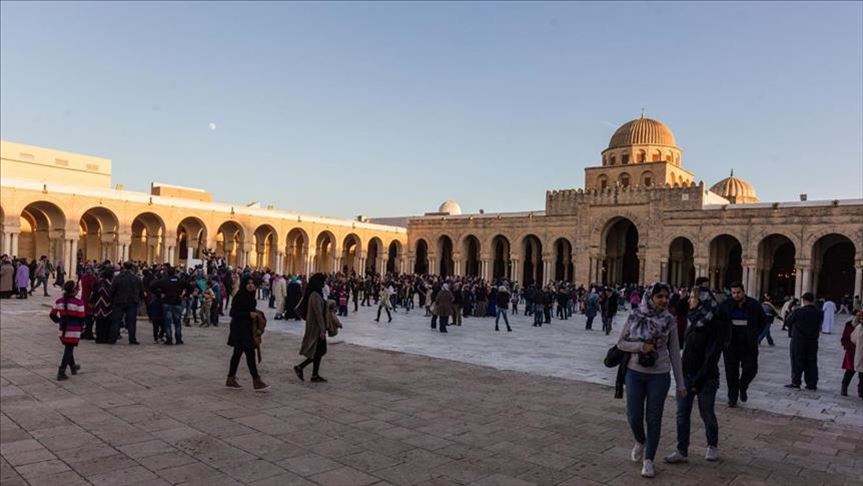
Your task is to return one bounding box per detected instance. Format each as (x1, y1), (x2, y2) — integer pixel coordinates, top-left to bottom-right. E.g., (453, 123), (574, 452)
(607, 115), (677, 149)
(710, 171), (759, 204)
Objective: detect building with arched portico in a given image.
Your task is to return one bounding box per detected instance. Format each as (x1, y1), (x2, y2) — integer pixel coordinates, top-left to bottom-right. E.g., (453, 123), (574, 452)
(1, 141), (408, 277)
(406, 116), (863, 301)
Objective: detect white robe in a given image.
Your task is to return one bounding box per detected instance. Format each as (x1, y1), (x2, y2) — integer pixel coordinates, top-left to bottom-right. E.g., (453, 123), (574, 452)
(821, 300), (836, 334)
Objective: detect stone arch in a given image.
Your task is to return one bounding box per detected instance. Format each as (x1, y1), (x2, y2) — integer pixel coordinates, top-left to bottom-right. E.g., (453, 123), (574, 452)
(366, 236), (384, 274)
(315, 230), (337, 274)
(667, 236), (695, 288)
(618, 172), (631, 188)
(18, 201), (67, 263)
(810, 233), (856, 301)
(414, 238), (429, 274)
(756, 233), (796, 299)
(437, 234), (455, 277)
(641, 170), (654, 187)
(521, 234), (543, 286)
(461, 234), (481, 277)
(342, 233), (362, 274)
(285, 227), (310, 275)
(601, 217), (640, 286)
(177, 216), (208, 262)
(131, 212), (167, 264)
(708, 234), (743, 290)
(552, 237), (573, 282)
(79, 206), (119, 263)
(215, 220), (246, 268)
(252, 224), (279, 270)
(490, 234), (511, 280)
(386, 239), (403, 274)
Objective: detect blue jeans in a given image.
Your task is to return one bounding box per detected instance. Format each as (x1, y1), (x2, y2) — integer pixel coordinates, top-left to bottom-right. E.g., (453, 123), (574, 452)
(163, 304), (183, 341)
(676, 375), (719, 455)
(758, 322), (774, 345)
(111, 303), (138, 343)
(534, 309), (544, 326)
(495, 308), (510, 328)
(625, 369), (671, 461)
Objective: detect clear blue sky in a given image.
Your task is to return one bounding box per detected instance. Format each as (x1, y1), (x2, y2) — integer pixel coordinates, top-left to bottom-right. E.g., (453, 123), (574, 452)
(2, 1), (861, 217)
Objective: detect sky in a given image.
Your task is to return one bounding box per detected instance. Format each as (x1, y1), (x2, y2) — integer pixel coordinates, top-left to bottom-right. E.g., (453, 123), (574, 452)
(1, 1), (862, 218)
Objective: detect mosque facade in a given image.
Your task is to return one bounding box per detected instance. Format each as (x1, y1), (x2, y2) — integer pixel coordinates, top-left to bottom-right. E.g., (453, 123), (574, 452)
(2, 115), (862, 302)
(406, 117), (863, 301)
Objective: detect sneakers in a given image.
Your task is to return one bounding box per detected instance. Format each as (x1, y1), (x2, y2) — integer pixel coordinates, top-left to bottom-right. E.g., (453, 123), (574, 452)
(663, 450), (688, 464)
(784, 383), (801, 389)
(57, 369), (68, 381)
(70, 364), (81, 375)
(705, 446), (719, 462)
(225, 376), (242, 389)
(293, 365), (304, 382)
(641, 459), (656, 478)
(310, 375), (328, 383)
(631, 442), (645, 462)
(253, 378), (270, 392)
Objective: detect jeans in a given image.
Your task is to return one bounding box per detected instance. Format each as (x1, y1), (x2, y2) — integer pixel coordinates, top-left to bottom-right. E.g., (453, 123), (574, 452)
(602, 315), (614, 334)
(111, 303), (138, 343)
(625, 369), (671, 461)
(31, 276), (48, 296)
(229, 347), (259, 378)
(163, 304), (184, 341)
(586, 313), (596, 330)
(676, 375), (719, 455)
(495, 308), (510, 329)
(758, 323), (774, 345)
(59, 343), (76, 372)
(439, 315), (449, 332)
(534, 309), (544, 326)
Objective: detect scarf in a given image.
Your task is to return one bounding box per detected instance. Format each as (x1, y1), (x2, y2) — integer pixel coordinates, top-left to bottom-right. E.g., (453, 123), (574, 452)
(625, 283), (675, 342)
(688, 288), (719, 329)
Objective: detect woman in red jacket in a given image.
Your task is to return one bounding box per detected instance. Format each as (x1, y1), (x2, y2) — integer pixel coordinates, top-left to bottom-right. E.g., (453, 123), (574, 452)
(49, 281), (84, 381)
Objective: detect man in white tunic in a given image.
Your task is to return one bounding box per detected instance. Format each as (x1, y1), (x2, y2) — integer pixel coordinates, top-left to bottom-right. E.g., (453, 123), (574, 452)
(821, 299), (836, 334)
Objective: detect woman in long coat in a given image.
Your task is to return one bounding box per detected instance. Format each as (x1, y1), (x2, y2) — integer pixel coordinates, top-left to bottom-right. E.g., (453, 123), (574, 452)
(0, 257), (14, 298)
(226, 276), (269, 391)
(840, 311), (863, 397)
(294, 273), (328, 382)
(15, 259), (30, 299)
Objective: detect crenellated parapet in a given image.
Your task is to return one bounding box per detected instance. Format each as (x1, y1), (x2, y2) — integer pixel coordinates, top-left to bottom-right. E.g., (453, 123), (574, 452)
(546, 181), (709, 215)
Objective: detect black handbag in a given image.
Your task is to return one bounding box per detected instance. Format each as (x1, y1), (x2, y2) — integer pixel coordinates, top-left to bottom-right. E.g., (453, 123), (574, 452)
(603, 345), (626, 368)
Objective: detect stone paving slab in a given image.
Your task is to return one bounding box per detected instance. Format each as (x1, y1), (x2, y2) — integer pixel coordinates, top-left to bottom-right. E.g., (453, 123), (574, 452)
(1, 295), (861, 485)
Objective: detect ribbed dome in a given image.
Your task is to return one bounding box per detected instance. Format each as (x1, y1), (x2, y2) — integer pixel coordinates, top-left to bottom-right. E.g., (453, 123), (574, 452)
(438, 200), (462, 215)
(608, 116), (677, 149)
(710, 172), (759, 204)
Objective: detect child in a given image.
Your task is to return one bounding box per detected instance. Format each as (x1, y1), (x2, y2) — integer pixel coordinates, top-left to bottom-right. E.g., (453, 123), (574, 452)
(148, 293), (165, 343)
(338, 288), (348, 316)
(200, 282), (215, 328)
(49, 281), (84, 381)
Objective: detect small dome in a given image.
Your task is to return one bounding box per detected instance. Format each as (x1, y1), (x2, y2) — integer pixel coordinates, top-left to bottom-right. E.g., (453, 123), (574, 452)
(438, 200), (462, 215)
(607, 115), (677, 149)
(710, 171), (759, 204)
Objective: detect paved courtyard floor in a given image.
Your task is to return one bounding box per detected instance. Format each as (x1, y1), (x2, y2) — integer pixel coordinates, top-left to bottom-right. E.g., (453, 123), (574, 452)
(1, 294), (861, 486)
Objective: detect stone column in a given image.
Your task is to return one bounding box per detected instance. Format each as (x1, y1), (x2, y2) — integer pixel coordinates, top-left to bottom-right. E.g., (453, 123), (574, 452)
(854, 264), (863, 302)
(794, 267), (803, 297)
(800, 266), (811, 295)
(510, 257), (520, 284)
(69, 238), (78, 276)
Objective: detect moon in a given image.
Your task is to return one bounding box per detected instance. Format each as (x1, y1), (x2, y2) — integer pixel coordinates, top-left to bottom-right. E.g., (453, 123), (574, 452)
(208, 122), (217, 131)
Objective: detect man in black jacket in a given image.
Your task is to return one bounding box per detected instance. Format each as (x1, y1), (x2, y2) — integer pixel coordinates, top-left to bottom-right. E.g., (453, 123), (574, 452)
(601, 287), (619, 335)
(784, 292), (823, 390)
(718, 282), (766, 407)
(665, 286), (729, 464)
(150, 266), (186, 345)
(109, 262), (144, 345)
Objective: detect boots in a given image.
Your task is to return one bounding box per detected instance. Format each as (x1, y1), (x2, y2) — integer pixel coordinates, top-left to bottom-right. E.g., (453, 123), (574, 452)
(841, 383), (849, 396)
(225, 376), (242, 389)
(57, 368), (68, 381)
(70, 364), (81, 375)
(253, 377), (270, 392)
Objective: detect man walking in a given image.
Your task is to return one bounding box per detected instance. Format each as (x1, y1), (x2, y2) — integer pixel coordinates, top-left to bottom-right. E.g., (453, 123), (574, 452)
(718, 282), (766, 407)
(435, 283), (454, 333)
(665, 286), (728, 465)
(784, 292), (823, 391)
(150, 266), (186, 345)
(495, 285), (512, 332)
(109, 262), (144, 345)
(601, 287), (619, 335)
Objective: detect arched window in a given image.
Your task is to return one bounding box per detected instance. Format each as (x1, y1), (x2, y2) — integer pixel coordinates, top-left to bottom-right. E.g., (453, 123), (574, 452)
(609, 156), (616, 166)
(622, 154), (630, 165)
(619, 173), (631, 188)
(642, 171), (654, 187)
(652, 151), (661, 162)
(637, 150), (646, 163)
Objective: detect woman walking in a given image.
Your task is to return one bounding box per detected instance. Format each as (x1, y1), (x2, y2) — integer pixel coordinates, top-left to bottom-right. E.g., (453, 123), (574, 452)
(225, 276), (270, 391)
(840, 311), (863, 398)
(49, 281), (84, 381)
(617, 283), (686, 478)
(92, 269), (114, 343)
(294, 273), (329, 383)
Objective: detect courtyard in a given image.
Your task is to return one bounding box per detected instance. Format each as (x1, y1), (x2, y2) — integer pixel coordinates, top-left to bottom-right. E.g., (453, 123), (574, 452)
(1, 294), (861, 486)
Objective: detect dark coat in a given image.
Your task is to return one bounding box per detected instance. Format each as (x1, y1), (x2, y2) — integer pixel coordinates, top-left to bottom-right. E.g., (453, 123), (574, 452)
(841, 320), (856, 371)
(285, 281), (302, 319)
(787, 304), (823, 342)
(435, 289), (454, 317)
(227, 290), (257, 350)
(300, 292), (326, 359)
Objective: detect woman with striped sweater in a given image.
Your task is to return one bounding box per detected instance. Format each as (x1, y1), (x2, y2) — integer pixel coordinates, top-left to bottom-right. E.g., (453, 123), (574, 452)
(49, 281), (84, 381)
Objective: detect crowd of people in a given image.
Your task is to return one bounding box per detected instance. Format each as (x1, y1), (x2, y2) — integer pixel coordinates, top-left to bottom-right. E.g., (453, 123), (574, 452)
(1, 250), (862, 479)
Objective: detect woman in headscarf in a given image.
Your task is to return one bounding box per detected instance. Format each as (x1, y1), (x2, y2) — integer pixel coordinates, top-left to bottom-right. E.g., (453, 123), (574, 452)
(225, 276), (269, 391)
(616, 283), (686, 479)
(294, 273), (329, 382)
